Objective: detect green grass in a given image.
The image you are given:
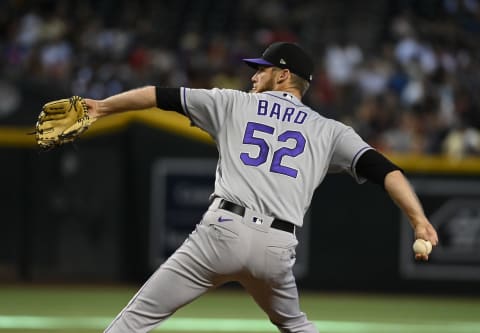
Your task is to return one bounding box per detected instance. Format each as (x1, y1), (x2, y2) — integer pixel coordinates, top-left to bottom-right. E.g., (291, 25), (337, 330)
(0, 285), (479, 333)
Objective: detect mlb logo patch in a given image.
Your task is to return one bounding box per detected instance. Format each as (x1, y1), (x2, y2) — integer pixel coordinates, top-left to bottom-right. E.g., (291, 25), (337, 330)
(252, 217), (263, 225)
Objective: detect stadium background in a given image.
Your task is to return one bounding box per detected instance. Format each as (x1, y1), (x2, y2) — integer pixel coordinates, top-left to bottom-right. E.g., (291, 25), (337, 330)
(1, 0), (480, 332)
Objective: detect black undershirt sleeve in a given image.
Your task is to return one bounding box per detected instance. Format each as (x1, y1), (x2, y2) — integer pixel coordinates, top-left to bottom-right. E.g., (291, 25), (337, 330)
(355, 149), (403, 188)
(155, 87), (183, 114)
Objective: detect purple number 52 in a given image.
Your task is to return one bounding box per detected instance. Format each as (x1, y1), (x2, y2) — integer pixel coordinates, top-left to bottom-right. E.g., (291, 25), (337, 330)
(240, 122), (306, 178)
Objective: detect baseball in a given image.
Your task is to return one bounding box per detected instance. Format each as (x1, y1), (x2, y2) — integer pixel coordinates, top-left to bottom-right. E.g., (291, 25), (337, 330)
(412, 239), (432, 255)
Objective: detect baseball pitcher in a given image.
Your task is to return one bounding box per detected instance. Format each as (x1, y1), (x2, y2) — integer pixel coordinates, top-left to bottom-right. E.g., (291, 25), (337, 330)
(34, 42), (439, 333)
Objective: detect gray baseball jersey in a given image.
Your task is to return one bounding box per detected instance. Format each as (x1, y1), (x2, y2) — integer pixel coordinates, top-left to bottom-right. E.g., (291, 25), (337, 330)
(181, 88), (371, 225)
(105, 88), (372, 333)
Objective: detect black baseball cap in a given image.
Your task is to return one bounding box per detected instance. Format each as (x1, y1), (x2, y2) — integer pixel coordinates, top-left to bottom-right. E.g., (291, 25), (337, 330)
(243, 42), (314, 82)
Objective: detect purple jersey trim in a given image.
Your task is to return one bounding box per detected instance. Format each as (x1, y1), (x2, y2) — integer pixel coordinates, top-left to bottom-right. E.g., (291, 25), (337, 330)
(350, 146), (372, 174)
(181, 87), (195, 125)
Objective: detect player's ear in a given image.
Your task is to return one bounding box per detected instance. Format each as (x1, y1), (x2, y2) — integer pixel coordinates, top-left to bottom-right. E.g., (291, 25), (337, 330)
(276, 69), (290, 83)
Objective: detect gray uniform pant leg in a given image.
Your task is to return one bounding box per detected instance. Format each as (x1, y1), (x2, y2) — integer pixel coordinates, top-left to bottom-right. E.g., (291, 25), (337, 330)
(241, 271), (318, 333)
(205, 204), (318, 333)
(104, 205), (318, 333)
(104, 224), (217, 333)
(236, 222), (318, 333)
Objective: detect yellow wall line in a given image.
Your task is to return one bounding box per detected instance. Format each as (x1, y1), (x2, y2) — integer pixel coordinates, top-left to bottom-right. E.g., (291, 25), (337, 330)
(1, 109), (479, 174)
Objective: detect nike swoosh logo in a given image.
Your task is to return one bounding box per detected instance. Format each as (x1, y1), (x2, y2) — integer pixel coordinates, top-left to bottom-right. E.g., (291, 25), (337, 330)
(217, 216), (233, 223)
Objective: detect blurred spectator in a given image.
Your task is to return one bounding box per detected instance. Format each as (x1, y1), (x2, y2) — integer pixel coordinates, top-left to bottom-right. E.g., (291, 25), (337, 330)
(382, 111), (425, 153)
(443, 122), (480, 158)
(1, 0), (479, 157)
(324, 41), (363, 86)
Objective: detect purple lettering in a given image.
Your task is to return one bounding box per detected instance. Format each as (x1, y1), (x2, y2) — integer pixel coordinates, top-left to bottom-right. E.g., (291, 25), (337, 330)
(270, 103), (281, 119)
(294, 111), (307, 124)
(258, 100), (268, 115)
(282, 107), (295, 122)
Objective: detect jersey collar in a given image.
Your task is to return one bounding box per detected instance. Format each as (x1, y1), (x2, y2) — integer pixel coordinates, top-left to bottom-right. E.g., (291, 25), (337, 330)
(262, 91), (304, 107)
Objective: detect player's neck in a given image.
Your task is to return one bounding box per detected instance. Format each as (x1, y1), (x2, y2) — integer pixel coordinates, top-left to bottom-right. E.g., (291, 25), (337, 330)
(273, 85), (302, 100)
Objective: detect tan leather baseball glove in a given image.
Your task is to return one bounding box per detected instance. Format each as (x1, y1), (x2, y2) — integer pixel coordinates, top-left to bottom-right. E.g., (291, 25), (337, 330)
(35, 96), (96, 149)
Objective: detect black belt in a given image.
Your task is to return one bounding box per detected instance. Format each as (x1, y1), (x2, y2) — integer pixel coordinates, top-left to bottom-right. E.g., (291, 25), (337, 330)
(218, 199), (295, 234)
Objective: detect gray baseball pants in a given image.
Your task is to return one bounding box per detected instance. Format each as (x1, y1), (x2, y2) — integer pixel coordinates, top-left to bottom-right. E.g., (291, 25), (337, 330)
(104, 198), (318, 333)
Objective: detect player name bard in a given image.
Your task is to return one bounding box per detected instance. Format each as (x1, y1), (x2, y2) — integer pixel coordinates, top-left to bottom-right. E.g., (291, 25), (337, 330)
(257, 99), (307, 124)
